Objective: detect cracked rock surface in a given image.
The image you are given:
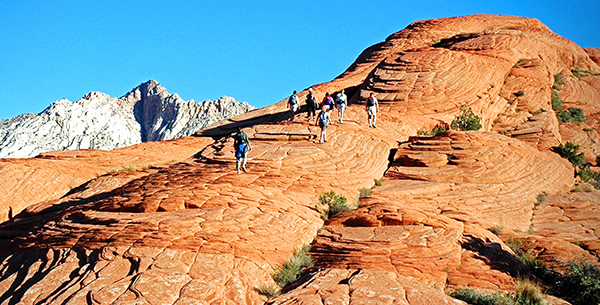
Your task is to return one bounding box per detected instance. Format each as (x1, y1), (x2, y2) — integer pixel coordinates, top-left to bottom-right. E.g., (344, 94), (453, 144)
(0, 14), (599, 304)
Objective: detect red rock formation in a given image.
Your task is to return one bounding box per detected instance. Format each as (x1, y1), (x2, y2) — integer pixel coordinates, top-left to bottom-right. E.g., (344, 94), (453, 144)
(0, 136), (214, 222)
(0, 14), (599, 304)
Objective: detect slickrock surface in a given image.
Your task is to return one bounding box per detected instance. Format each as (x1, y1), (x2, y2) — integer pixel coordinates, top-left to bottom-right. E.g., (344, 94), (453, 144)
(1, 14), (600, 305)
(0, 136), (214, 222)
(0, 122), (391, 304)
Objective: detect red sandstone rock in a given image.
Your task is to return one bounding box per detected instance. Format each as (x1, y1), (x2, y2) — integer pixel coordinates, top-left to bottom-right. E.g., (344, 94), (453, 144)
(0, 14), (599, 304)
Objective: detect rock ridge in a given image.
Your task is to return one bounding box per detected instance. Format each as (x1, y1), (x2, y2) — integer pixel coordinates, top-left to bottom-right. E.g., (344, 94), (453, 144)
(0, 80), (254, 159)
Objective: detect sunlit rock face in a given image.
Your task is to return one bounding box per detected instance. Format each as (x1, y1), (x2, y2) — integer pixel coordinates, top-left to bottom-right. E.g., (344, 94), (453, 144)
(0, 14), (599, 305)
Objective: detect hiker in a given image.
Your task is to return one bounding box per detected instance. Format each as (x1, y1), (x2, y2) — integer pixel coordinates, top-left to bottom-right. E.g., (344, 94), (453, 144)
(234, 127), (252, 174)
(316, 107), (330, 144)
(306, 88), (318, 120)
(321, 92), (335, 119)
(335, 89), (347, 123)
(288, 90), (299, 121)
(366, 92), (379, 128)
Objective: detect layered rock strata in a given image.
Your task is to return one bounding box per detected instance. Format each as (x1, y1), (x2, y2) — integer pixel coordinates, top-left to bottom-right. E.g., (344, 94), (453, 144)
(0, 14), (599, 305)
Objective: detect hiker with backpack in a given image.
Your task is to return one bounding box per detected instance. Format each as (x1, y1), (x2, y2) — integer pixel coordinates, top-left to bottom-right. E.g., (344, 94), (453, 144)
(335, 89), (347, 123)
(233, 127), (252, 174)
(321, 92), (335, 118)
(366, 92), (379, 128)
(305, 88), (318, 120)
(288, 90), (300, 121)
(316, 108), (330, 144)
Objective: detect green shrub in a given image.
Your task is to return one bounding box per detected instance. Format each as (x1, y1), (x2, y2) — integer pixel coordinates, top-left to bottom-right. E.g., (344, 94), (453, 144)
(431, 125), (447, 136)
(557, 107), (587, 123)
(515, 90), (525, 97)
(572, 67), (600, 79)
(551, 90), (563, 111)
(567, 107), (587, 122)
(374, 178), (383, 186)
(451, 106), (482, 131)
(553, 73), (564, 89)
(450, 288), (516, 305)
(555, 261), (600, 305)
(552, 142), (587, 168)
(536, 192), (547, 204)
(557, 110), (572, 123)
(418, 126), (447, 136)
(317, 191), (351, 220)
(273, 244), (314, 288)
(579, 168), (600, 190)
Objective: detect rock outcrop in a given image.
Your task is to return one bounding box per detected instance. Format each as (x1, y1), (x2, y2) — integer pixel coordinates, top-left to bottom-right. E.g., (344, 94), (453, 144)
(0, 14), (599, 305)
(0, 80), (254, 159)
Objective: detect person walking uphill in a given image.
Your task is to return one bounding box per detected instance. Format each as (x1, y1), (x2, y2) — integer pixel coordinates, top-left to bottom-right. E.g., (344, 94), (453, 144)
(321, 92), (335, 118)
(288, 90), (300, 121)
(234, 127), (252, 174)
(305, 88), (318, 120)
(316, 108), (330, 144)
(366, 92), (379, 128)
(335, 89), (347, 123)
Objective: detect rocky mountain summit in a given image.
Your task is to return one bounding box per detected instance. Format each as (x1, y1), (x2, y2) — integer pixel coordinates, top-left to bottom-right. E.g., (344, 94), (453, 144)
(0, 14), (599, 305)
(0, 80), (254, 159)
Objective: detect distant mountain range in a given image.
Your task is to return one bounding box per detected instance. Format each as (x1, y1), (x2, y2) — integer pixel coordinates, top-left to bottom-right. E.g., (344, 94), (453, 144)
(0, 80), (254, 158)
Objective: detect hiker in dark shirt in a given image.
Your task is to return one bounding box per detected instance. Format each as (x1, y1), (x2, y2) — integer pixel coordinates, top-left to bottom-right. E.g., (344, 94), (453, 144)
(366, 92), (379, 128)
(306, 88), (317, 120)
(335, 89), (347, 123)
(234, 127), (252, 174)
(316, 108), (330, 144)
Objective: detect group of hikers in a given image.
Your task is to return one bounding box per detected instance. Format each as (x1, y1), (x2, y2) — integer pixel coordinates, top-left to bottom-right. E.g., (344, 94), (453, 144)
(234, 88), (380, 173)
(288, 88), (380, 143)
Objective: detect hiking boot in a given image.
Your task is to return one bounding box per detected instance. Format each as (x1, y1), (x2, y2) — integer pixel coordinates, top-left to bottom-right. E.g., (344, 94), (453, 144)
(242, 167), (247, 172)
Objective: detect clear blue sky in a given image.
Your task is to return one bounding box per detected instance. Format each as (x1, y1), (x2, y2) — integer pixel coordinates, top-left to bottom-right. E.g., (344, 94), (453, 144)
(0, 0), (598, 120)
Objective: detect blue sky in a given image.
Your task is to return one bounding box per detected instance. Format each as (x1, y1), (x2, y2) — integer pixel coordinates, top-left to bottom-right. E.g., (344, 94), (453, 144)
(0, 0), (598, 120)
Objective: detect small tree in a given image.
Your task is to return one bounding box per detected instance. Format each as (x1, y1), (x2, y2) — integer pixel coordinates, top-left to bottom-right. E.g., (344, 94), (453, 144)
(451, 106), (482, 131)
(552, 142), (587, 168)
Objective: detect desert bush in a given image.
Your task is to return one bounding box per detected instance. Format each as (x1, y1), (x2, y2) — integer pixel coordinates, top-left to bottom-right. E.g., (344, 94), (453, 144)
(572, 67), (600, 79)
(257, 283), (280, 298)
(316, 191), (351, 220)
(359, 188), (372, 198)
(273, 244), (314, 288)
(514, 279), (547, 305)
(551, 90), (563, 111)
(552, 142), (587, 168)
(374, 178), (383, 186)
(553, 73), (564, 89)
(515, 90), (525, 97)
(417, 125), (447, 136)
(567, 107), (587, 122)
(488, 223), (504, 235)
(450, 288), (516, 305)
(451, 106), (482, 131)
(553, 261), (600, 305)
(579, 168), (600, 190)
(536, 192), (547, 204)
(431, 125), (447, 136)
